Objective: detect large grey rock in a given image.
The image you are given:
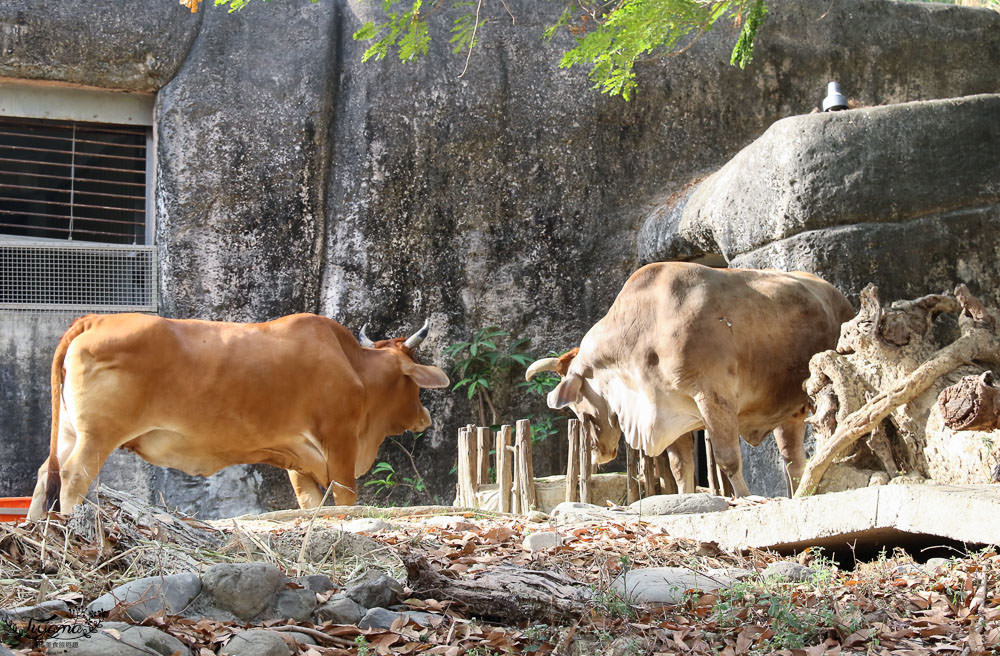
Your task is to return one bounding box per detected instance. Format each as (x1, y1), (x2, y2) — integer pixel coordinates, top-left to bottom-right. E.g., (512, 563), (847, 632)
(44, 622), (189, 656)
(200, 563), (283, 621)
(2, 0), (999, 509)
(87, 573), (202, 622)
(219, 630), (290, 656)
(641, 94), (1000, 306)
(611, 568), (751, 605)
(629, 494), (729, 516)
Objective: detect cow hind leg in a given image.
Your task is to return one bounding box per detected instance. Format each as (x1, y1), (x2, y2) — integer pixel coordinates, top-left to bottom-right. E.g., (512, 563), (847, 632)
(27, 458), (54, 520)
(666, 433), (697, 494)
(773, 415), (807, 496)
(57, 434), (115, 516)
(287, 471), (326, 509)
(695, 393), (751, 497)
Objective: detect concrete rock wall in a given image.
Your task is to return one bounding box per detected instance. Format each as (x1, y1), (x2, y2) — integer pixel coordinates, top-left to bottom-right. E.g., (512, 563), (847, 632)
(1, 0), (999, 513)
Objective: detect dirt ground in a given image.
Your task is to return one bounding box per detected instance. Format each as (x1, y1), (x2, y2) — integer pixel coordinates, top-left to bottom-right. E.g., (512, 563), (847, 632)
(2, 498), (998, 655)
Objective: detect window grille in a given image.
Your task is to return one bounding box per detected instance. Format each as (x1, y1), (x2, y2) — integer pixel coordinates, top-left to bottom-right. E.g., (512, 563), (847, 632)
(0, 241), (158, 312)
(0, 111), (157, 313)
(0, 117), (149, 245)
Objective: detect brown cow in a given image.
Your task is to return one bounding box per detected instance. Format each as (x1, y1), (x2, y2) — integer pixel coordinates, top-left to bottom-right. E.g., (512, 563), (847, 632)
(526, 262), (853, 496)
(27, 313), (449, 519)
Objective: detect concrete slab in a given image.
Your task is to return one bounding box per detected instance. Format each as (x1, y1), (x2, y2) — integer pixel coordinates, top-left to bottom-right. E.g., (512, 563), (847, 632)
(646, 485), (1000, 555)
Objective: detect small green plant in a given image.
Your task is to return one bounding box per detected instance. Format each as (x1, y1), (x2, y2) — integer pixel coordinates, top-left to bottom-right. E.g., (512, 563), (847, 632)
(364, 461), (427, 494)
(355, 634), (372, 656)
(590, 585), (636, 620)
(445, 326), (534, 426)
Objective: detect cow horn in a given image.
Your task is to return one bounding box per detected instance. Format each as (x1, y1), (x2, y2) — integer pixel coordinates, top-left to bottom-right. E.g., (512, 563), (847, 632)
(403, 319), (430, 350)
(525, 357), (561, 382)
(359, 324), (375, 348)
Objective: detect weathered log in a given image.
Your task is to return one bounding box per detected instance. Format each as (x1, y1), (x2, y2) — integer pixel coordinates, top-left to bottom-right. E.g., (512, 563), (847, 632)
(937, 371), (1000, 431)
(403, 553), (590, 622)
(496, 425), (514, 513)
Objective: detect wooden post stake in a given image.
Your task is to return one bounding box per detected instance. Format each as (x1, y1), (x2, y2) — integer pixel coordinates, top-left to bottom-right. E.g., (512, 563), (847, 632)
(464, 426), (480, 507)
(456, 426), (476, 507)
(476, 426), (491, 487)
(625, 445), (640, 503)
(514, 419), (536, 513)
(577, 421), (591, 504)
(496, 425), (514, 513)
(565, 419), (580, 503)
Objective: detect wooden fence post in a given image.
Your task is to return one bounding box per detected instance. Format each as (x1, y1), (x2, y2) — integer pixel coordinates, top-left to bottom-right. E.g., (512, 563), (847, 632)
(476, 426), (491, 487)
(514, 419), (536, 512)
(625, 445), (640, 504)
(565, 419), (580, 502)
(496, 425), (513, 513)
(457, 426), (478, 507)
(577, 420), (591, 504)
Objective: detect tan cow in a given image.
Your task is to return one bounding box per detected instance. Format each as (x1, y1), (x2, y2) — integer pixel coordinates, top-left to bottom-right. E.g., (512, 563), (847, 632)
(526, 262), (853, 496)
(27, 313), (449, 519)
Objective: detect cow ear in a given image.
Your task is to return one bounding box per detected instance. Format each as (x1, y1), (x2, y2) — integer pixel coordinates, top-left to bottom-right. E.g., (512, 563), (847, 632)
(403, 362), (451, 389)
(547, 374), (582, 410)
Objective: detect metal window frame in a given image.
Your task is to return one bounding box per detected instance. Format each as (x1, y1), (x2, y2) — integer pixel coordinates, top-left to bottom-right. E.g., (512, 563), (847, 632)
(0, 81), (158, 313)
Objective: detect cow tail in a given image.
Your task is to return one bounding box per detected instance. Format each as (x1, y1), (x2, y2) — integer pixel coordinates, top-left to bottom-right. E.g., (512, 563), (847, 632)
(44, 316), (90, 513)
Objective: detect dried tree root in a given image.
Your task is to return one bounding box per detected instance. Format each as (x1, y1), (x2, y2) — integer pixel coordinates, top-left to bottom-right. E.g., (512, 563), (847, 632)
(795, 286), (1000, 497)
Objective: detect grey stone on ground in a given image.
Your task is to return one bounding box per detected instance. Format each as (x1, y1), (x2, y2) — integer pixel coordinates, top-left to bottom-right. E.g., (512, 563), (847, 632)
(271, 588), (316, 622)
(87, 573), (201, 621)
(551, 502), (635, 524)
(219, 629), (290, 656)
(762, 561), (814, 582)
(344, 570), (403, 609)
(1, 599), (69, 621)
(201, 563), (283, 621)
(0, 645), (14, 656)
(522, 531), (562, 552)
(357, 607), (443, 630)
(313, 594), (365, 625)
(293, 574), (336, 594)
(612, 568), (752, 605)
(358, 607), (405, 630)
(45, 621), (189, 656)
(629, 494), (729, 516)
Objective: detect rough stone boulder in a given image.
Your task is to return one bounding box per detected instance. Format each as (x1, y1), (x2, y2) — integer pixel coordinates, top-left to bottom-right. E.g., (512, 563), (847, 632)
(639, 94), (1000, 306)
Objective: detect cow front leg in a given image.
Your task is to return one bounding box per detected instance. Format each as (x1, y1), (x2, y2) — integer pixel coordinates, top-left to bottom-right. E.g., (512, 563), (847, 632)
(287, 471), (326, 509)
(773, 415), (807, 496)
(695, 393), (751, 497)
(666, 434), (697, 494)
(326, 457), (358, 506)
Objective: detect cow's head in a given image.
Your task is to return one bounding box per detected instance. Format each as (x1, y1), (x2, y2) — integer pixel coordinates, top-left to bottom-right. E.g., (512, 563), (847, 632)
(526, 349), (620, 466)
(359, 320), (450, 434)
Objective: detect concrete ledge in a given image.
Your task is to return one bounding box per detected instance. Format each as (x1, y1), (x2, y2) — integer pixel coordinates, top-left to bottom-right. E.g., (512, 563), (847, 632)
(647, 485), (1000, 554)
